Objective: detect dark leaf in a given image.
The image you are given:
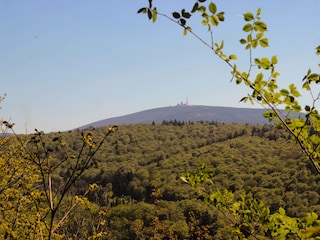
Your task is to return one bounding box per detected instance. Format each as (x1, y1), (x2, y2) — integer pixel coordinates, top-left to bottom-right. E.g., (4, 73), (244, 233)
(239, 97), (248, 102)
(239, 39), (247, 44)
(172, 12), (180, 19)
(182, 10), (191, 19)
(147, 8), (152, 19)
(289, 96), (295, 103)
(180, 18), (186, 26)
(191, 2), (199, 13)
(137, 7), (146, 14)
(305, 105), (311, 112)
(316, 45), (320, 55)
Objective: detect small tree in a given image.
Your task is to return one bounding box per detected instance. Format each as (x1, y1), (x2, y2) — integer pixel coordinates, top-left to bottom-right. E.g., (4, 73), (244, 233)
(2, 109), (117, 239)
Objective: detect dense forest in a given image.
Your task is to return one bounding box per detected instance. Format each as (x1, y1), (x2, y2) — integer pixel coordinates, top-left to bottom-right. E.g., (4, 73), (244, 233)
(10, 121), (318, 239)
(2, 0), (319, 238)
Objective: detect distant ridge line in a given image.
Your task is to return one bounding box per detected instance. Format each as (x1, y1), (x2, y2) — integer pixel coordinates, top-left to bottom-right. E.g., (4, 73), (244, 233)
(77, 105), (275, 130)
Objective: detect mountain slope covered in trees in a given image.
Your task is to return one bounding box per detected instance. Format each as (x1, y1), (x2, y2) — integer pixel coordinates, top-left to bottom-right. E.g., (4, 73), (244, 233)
(41, 121), (320, 239)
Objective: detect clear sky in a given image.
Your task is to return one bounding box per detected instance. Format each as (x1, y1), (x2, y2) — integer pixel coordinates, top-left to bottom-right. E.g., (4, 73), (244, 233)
(1, 0), (319, 133)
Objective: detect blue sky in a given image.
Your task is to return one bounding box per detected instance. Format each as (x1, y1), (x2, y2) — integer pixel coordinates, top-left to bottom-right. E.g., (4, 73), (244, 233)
(1, 0), (319, 133)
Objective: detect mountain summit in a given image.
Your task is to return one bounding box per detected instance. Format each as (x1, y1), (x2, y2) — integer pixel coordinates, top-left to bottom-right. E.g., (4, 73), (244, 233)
(78, 105), (272, 129)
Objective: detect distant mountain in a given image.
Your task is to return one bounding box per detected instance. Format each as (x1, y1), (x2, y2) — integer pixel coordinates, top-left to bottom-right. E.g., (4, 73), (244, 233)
(78, 105), (276, 130)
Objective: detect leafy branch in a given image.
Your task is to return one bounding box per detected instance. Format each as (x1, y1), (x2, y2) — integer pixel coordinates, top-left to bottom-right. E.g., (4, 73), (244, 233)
(138, 0), (320, 174)
(5, 123), (118, 239)
(181, 164), (320, 238)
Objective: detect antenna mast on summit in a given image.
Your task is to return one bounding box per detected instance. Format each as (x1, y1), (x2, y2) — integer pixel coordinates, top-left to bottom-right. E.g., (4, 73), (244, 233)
(186, 95), (189, 105)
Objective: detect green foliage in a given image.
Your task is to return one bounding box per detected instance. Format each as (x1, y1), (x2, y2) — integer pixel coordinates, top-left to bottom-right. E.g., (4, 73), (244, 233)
(27, 123), (320, 238)
(182, 163), (320, 239)
(138, 0), (320, 238)
(3, 119), (320, 238)
(0, 116), (117, 239)
(27, 126), (117, 239)
(0, 135), (43, 239)
(139, 0), (320, 176)
(240, 8), (268, 49)
(1, 0), (320, 238)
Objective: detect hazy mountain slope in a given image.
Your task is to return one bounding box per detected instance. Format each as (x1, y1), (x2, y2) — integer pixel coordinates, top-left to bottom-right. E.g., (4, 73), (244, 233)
(78, 105), (272, 129)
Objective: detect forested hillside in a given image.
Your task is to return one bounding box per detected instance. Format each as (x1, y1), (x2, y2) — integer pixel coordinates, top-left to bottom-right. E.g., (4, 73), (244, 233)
(34, 121), (320, 239)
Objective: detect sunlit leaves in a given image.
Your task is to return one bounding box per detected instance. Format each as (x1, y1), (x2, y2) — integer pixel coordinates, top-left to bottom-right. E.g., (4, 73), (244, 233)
(252, 39), (258, 48)
(201, 19), (208, 26)
(262, 110), (275, 121)
(242, 23), (252, 32)
(271, 55), (278, 65)
(216, 12), (224, 21)
(280, 89), (289, 96)
(0, 136), (43, 238)
(229, 54), (237, 60)
(254, 21), (267, 32)
(256, 8), (262, 16)
(268, 208), (300, 238)
(214, 40), (230, 60)
(243, 12), (254, 21)
(197, 1), (225, 31)
(309, 73), (319, 81)
(183, 161), (320, 239)
(241, 8), (268, 49)
(267, 79), (278, 93)
(137, 0), (157, 23)
(259, 38), (269, 47)
(255, 57), (271, 69)
(303, 70), (320, 84)
(208, 2), (216, 14)
(302, 68), (320, 93)
(183, 26), (191, 36)
(254, 73), (263, 83)
(209, 15), (219, 26)
(289, 83), (301, 97)
(302, 81), (311, 91)
(180, 163), (214, 191)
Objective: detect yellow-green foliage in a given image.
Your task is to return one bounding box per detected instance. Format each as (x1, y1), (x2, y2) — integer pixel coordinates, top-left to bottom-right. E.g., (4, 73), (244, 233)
(0, 134), (44, 239)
